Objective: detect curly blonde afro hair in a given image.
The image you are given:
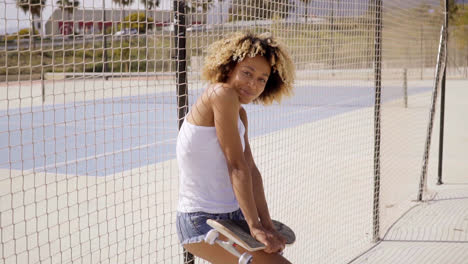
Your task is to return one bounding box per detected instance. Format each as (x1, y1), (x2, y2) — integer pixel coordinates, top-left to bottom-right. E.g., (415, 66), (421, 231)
(201, 31), (295, 105)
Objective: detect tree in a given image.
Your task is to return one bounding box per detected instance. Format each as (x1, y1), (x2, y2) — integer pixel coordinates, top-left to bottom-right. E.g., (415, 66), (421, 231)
(56, 0), (79, 20)
(113, 0), (135, 22)
(16, 0), (46, 48)
(453, 4), (468, 48)
(139, 0), (159, 73)
(186, 0), (216, 13)
(113, 0), (133, 7)
(112, 0), (135, 73)
(56, 0), (80, 34)
(140, 0), (159, 10)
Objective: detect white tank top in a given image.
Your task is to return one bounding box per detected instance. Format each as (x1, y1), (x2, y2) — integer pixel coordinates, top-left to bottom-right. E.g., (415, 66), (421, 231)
(176, 115), (245, 213)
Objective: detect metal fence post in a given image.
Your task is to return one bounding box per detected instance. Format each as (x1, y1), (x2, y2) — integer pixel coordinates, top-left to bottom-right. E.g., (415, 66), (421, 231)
(437, 0), (449, 185)
(173, 1), (192, 263)
(174, 0), (188, 130)
(372, 0), (383, 243)
(418, 26), (446, 201)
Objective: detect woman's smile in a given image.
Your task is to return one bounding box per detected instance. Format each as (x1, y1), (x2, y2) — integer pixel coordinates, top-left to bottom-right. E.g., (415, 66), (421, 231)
(240, 88), (255, 97)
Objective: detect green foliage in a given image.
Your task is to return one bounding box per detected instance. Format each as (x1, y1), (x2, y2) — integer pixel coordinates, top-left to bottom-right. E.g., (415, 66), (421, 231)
(228, 0), (290, 21)
(453, 7), (468, 49)
(105, 26), (114, 35)
(447, 0), (460, 22)
(108, 39), (148, 72)
(6, 35), (17, 41)
(74, 49), (101, 59)
(85, 62), (103, 72)
(6, 28), (39, 40)
(118, 12), (154, 33)
(18, 28), (39, 36)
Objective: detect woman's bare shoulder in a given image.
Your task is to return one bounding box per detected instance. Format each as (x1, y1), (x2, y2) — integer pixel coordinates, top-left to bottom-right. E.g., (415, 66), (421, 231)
(206, 83), (239, 105)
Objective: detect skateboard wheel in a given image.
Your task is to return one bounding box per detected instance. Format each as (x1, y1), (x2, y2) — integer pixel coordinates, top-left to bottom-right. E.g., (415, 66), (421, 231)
(204, 229), (219, 245)
(239, 252), (252, 264)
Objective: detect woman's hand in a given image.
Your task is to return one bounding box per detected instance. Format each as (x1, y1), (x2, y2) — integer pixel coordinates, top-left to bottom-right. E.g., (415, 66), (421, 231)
(264, 224), (287, 245)
(250, 225), (286, 254)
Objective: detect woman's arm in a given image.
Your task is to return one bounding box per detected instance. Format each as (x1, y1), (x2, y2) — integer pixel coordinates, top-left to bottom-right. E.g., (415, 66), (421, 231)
(210, 86), (284, 253)
(210, 85), (260, 229)
(239, 108), (274, 229)
(239, 107), (287, 249)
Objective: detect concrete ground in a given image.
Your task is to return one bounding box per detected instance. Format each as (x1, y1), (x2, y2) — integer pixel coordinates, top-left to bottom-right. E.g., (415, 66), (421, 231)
(350, 79), (468, 264)
(0, 78), (466, 263)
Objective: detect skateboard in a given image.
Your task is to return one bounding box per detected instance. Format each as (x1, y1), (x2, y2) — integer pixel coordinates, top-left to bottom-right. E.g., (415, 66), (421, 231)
(204, 219), (295, 264)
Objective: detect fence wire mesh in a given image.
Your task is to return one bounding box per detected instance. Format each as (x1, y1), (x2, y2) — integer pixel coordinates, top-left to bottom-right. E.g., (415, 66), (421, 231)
(0, 0), (464, 263)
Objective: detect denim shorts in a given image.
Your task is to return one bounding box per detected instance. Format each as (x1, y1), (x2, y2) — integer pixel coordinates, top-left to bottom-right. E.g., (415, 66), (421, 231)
(176, 209), (245, 245)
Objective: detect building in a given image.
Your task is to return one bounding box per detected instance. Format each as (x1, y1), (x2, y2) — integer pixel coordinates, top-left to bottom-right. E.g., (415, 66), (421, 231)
(44, 9), (203, 36)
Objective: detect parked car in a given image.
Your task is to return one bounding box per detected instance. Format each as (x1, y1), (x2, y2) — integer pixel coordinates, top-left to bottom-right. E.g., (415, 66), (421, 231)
(187, 24), (205, 32)
(114, 28), (138, 36)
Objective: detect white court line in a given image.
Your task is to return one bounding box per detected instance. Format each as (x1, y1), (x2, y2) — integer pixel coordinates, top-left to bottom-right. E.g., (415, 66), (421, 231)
(0, 119), (175, 131)
(4, 90), (416, 176)
(24, 137), (176, 175)
(4, 93), (377, 175)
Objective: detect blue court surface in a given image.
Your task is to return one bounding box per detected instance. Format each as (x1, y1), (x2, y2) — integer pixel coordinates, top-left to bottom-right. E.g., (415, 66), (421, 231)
(0, 83), (431, 176)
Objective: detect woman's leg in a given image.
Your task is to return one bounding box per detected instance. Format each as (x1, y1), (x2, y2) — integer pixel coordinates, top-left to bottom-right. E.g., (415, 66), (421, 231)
(183, 234), (291, 264)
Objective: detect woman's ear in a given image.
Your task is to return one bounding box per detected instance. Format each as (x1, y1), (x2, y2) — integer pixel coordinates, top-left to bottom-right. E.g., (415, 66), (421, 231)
(224, 61), (237, 82)
(226, 68), (234, 81)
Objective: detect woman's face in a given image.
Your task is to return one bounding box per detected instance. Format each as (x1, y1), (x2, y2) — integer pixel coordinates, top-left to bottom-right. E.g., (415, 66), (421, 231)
(226, 55), (271, 104)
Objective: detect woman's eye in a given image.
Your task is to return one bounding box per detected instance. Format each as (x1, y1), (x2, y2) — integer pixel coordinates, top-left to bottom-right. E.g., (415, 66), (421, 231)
(259, 79), (267, 84)
(242, 71), (252, 77)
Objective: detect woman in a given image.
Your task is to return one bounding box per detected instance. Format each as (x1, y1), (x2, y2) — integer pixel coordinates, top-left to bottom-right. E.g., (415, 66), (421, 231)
(176, 31), (295, 263)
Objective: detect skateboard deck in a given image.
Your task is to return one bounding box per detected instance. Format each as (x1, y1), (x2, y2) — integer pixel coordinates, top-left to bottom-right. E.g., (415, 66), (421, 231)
(206, 219), (295, 251)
